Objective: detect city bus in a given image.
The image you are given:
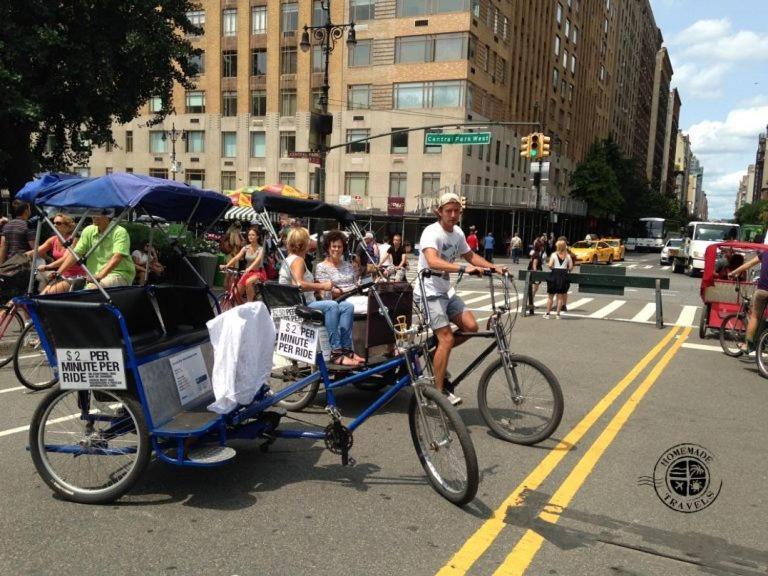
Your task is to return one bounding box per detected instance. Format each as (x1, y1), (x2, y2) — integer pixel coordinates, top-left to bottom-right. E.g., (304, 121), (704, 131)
(626, 217), (681, 252)
(673, 221), (740, 275)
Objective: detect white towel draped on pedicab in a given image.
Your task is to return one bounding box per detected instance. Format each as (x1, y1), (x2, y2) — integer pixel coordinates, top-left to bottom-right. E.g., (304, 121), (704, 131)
(206, 302), (275, 414)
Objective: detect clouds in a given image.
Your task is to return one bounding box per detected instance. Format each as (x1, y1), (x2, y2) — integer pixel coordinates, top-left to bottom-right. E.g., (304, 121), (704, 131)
(671, 19), (768, 62)
(672, 63), (730, 99)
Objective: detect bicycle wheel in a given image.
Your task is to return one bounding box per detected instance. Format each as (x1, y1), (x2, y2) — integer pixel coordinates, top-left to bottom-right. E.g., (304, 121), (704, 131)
(0, 306), (24, 368)
(269, 359), (320, 411)
(477, 355), (564, 445)
(29, 388), (151, 504)
(719, 313), (747, 357)
(13, 323), (58, 391)
(217, 292), (235, 312)
(756, 330), (768, 379)
(408, 386), (478, 506)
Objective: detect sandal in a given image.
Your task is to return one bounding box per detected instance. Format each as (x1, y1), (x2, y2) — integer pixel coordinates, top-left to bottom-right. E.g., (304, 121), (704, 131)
(343, 348), (366, 363)
(330, 350), (363, 367)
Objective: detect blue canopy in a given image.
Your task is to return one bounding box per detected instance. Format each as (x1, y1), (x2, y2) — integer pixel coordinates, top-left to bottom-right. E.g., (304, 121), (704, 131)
(16, 172), (231, 224)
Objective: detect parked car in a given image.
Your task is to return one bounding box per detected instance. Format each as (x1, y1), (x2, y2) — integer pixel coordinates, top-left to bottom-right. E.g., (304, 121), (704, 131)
(660, 238), (683, 265)
(570, 240), (615, 264)
(603, 238), (625, 261)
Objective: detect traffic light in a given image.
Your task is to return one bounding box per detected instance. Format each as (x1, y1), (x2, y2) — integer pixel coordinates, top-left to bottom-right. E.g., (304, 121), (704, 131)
(520, 134), (530, 158)
(530, 133), (540, 159)
(460, 196), (467, 210)
(541, 134), (551, 157)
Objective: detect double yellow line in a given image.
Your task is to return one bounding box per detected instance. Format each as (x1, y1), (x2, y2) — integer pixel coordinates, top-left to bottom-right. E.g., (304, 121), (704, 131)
(437, 325), (691, 576)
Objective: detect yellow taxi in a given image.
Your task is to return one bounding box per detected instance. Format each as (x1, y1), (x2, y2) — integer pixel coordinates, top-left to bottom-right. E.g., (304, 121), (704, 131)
(570, 240), (616, 265)
(602, 238), (625, 261)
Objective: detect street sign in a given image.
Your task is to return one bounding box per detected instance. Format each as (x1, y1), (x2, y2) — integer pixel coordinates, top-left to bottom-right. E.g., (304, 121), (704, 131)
(425, 132), (491, 145)
(338, 195), (352, 206)
(288, 151), (322, 164)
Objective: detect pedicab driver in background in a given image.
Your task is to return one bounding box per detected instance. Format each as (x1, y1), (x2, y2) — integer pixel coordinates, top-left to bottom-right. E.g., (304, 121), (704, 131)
(416, 192), (506, 405)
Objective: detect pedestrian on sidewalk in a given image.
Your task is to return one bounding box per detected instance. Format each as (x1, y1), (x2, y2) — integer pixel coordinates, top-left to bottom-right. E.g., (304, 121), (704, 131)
(525, 239), (544, 316)
(543, 239), (573, 319)
(467, 226), (479, 254)
(511, 231), (522, 264)
(483, 231), (495, 262)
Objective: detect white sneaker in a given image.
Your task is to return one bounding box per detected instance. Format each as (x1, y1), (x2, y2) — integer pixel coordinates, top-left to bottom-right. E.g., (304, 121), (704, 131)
(543, 314), (550, 319)
(444, 391), (463, 406)
(555, 314), (561, 320)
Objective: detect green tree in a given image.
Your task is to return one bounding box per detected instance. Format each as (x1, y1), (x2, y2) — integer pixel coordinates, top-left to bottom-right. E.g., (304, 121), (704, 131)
(735, 200), (768, 226)
(0, 1), (201, 194)
(569, 141), (623, 217)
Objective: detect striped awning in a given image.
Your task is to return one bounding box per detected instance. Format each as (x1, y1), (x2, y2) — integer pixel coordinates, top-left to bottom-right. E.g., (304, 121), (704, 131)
(223, 206), (259, 222)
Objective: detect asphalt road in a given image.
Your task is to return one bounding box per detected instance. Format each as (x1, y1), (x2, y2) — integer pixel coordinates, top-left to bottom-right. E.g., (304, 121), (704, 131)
(1, 252), (766, 575)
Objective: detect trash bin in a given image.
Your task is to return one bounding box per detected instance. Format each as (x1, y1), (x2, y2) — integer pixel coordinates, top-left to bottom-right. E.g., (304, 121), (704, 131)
(214, 254), (227, 287)
(189, 253), (218, 286)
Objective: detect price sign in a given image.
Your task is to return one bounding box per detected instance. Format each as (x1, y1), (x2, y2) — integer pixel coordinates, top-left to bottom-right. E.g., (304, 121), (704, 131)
(57, 348), (127, 389)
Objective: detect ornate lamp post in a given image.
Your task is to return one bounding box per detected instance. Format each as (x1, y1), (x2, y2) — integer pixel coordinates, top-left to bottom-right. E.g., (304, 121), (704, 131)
(161, 123), (187, 181)
(300, 1), (356, 203)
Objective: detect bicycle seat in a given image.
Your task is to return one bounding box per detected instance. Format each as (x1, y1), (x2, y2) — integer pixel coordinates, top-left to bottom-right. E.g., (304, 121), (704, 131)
(296, 305), (324, 324)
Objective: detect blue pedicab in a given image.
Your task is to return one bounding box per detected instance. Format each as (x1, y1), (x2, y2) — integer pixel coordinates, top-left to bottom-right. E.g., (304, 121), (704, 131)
(17, 173), (479, 506)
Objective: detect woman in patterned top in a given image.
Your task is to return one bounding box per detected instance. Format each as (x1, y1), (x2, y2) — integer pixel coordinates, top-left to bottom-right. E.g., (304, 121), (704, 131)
(315, 229), (359, 300)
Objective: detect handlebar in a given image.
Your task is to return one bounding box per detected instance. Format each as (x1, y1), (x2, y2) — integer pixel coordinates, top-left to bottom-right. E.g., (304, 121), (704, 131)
(419, 268), (504, 278)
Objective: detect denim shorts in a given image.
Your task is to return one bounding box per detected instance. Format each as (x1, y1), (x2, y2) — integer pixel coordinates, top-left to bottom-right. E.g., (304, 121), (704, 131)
(414, 293), (466, 330)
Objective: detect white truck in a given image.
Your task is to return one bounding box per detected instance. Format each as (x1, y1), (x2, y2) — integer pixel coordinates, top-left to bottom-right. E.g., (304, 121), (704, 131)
(673, 221), (740, 275)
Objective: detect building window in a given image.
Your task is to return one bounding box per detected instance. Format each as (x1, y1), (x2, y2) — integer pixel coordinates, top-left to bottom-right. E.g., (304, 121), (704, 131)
(312, 88), (323, 111)
(348, 85), (371, 109)
(190, 51), (205, 75)
(221, 171), (237, 190)
(251, 90), (267, 115)
(222, 91), (237, 116)
(572, 26), (578, 44)
(562, 49), (568, 69)
(312, 45), (326, 73)
(599, 65), (605, 82)
(222, 8), (237, 36)
(251, 48), (267, 76)
(126, 167), (133, 173)
(397, 0), (468, 17)
(391, 129), (408, 154)
(554, 35), (560, 56)
(149, 131), (167, 154)
(565, 19), (570, 39)
(390, 173), (407, 197)
(186, 90), (205, 113)
(186, 169), (205, 189)
(313, 0), (326, 25)
(396, 35), (429, 63)
(250, 132), (266, 157)
(345, 172), (369, 196)
(251, 5), (267, 34)
(571, 54), (576, 75)
(281, 46), (297, 74)
(148, 168), (167, 179)
(603, 18), (608, 34)
(222, 50), (237, 77)
(568, 83), (574, 101)
(280, 132), (296, 157)
(556, 3), (562, 23)
(424, 129), (442, 154)
(346, 129), (370, 153)
(350, 0), (374, 21)
(149, 96), (163, 113)
(393, 80), (464, 109)
(281, 3), (298, 33)
(187, 10), (205, 31)
(221, 132), (237, 158)
(495, 140), (500, 164)
(349, 39), (372, 67)
(279, 172), (296, 186)
(125, 131), (133, 153)
(186, 130), (205, 153)
(505, 143), (509, 167)
(421, 172), (441, 196)
(249, 172), (265, 187)
(280, 89), (297, 116)
(552, 68), (559, 91)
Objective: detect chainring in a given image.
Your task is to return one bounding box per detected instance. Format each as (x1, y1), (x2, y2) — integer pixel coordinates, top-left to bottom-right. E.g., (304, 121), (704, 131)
(323, 422), (354, 454)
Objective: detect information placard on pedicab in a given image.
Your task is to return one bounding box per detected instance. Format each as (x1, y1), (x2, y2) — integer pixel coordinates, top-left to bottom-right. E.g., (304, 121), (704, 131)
(168, 346), (211, 406)
(56, 348), (127, 389)
(275, 319), (319, 364)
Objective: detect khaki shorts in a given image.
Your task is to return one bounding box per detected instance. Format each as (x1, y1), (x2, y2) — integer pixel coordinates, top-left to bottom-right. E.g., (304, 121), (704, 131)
(754, 289), (768, 319)
(414, 293), (466, 330)
(86, 274), (131, 290)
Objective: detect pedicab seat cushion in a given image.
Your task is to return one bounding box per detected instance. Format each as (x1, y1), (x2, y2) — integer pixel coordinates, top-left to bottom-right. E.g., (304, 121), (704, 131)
(703, 281), (744, 305)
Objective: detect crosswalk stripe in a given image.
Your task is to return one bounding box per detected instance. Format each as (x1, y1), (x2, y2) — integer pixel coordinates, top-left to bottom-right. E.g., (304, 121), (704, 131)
(661, 266), (670, 271)
(476, 294), (521, 312)
(611, 263), (622, 267)
(631, 303), (657, 323)
(0, 386), (25, 395)
(462, 294), (493, 305)
(682, 343), (722, 352)
(643, 265), (653, 269)
(626, 264), (637, 269)
(589, 300), (626, 318)
(675, 305), (698, 327)
(564, 297), (593, 310)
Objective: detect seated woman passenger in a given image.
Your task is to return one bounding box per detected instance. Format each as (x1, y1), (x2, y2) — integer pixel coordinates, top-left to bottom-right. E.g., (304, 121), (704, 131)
(279, 227), (364, 367)
(132, 241), (165, 285)
(315, 230), (358, 299)
(30, 214), (86, 294)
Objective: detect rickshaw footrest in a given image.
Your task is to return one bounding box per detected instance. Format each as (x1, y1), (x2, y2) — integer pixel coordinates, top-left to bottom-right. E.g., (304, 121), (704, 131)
(186, 445), (237, 465)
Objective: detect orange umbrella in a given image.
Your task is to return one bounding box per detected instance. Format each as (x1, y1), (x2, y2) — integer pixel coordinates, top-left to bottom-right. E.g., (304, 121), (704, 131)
(225, 186), (259, 207)
(260, 183), (308, 199)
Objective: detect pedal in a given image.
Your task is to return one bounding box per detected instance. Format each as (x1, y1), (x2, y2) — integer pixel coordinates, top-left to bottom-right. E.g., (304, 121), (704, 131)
(186, 445), (237, 465)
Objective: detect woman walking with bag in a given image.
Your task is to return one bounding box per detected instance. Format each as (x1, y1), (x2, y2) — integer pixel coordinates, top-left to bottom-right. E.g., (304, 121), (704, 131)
(543, 239), (573, 319)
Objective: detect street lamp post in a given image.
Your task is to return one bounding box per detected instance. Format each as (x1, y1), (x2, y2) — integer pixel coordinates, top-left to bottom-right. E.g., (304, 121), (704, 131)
(161, 122), (187, 181)
(300, 1), (356, 203)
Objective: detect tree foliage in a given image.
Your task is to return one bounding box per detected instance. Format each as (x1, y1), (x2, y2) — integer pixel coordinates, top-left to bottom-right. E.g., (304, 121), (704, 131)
(735, 200), (768, 226)
(0, 1), (201, 194)
(569, 141), (623, 218)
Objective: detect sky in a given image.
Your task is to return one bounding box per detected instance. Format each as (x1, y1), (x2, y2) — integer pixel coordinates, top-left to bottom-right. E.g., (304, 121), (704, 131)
(650, 0), (768, 219)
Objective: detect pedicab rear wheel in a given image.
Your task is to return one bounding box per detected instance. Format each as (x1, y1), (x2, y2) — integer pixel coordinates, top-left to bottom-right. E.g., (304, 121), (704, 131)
(756, 329), (768, 379)
(699, 304), (710, 340)
(30, 388), (150, 504)
(0, 305), (24, 368)
(408, 386), (478, 506)
(14, 322), (58, 391)
(718, 312), (746, 356)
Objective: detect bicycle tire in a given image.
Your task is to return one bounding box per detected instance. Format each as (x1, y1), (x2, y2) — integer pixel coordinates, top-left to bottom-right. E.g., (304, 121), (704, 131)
(477, 355), (564, 445)
(699, 304), (710, 339)
(217, 292), (235, 312)
(269, 360), (320, 411)
(719, 313), (747, 357)
(0, 306), (25, 368)
(757, 329), (768, 379)
(13, 323), (58, 391)
(408, 386), (478, 506)
(29, 388), (151, 504)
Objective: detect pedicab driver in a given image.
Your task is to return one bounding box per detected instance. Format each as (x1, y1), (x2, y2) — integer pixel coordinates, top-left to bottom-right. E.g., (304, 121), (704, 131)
(416, 192), (506, 405)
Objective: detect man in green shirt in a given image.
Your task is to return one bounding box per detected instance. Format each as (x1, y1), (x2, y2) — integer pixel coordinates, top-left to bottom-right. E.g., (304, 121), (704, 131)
(57, 212), (135, 288)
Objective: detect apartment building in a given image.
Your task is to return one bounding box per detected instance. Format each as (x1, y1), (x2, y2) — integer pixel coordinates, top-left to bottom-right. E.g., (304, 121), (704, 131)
(753, 130), (767, 202)
(673, 130), (691, 209)
(646, 47), (672, 191)
(659, 88), (680, 196)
